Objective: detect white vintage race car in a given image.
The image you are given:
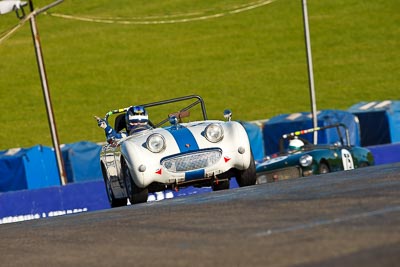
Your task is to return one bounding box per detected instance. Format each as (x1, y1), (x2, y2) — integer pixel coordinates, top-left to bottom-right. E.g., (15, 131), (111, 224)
(100, 95), (256, 207)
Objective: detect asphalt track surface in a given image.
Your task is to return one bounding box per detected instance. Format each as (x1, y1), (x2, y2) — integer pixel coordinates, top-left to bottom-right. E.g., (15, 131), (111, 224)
(1, 163), (399, 267)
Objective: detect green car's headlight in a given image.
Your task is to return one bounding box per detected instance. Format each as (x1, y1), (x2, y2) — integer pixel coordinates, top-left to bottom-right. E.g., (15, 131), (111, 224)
(205, 123), (224, 143)
(299, 154), (313, 167)
(146, 133), (166, 153)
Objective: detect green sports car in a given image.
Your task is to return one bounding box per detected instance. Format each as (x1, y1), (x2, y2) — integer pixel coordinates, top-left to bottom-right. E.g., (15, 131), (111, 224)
(256, 124), (375, 184)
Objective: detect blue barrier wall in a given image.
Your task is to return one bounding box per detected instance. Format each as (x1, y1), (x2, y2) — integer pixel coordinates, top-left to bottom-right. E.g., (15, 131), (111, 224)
(367, 143), (400, 165)
(0, 180), (108, 224)
(0, 178), (239, 224)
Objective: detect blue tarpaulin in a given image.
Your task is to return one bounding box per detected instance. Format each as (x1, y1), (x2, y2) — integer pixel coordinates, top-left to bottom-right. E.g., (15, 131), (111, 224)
(61, 141), (102, 183)
(0, 142), (102, 193)
(239, 121), (265, 162)
(348, 100), (400, 146)
(0, 145), (60, 192)
(23, 145), (60, 189)
(0, 149), (27, 192)
(262, 110), (361, 155)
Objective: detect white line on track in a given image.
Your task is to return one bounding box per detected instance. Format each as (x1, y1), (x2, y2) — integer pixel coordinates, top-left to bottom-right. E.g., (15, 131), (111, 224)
(254, 205), (400, 237)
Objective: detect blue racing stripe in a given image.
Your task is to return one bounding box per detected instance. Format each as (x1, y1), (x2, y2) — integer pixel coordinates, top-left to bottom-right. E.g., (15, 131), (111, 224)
(167, 127), (199, 152)
(185, 169), (205, 181)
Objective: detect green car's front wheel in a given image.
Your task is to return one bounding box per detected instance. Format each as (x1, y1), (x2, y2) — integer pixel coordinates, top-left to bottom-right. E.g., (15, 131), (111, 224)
(318, 162), (330, 174)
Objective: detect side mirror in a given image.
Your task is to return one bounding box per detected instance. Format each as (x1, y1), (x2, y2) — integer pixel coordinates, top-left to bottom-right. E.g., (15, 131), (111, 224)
(223, 109), (232, 121)
(169, 115), (178, 125)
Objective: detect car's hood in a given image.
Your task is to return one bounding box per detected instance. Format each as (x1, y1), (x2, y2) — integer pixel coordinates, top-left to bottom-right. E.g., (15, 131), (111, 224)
(119, 120), (226, 156)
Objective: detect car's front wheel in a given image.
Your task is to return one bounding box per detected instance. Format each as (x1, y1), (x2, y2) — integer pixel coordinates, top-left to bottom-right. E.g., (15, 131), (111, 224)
(122, 160), (148, 204)
(319, 162), (330, 174)
(235, 153), (256, 187)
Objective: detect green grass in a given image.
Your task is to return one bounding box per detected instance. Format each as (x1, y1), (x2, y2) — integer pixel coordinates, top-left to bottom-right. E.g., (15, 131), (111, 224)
(0, 0), (399, 149)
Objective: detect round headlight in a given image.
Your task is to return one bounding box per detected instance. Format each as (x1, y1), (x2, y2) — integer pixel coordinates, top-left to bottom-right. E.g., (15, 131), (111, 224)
(205, 123), (224, 143)
(146, 133), (166, 153)
(299, 154), (313, 167)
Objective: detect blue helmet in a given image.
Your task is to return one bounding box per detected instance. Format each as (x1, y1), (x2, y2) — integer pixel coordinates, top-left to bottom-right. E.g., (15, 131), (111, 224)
(126, 106), (148, 130)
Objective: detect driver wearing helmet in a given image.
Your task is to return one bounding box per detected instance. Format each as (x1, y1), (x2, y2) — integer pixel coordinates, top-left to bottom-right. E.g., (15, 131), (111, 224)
(95, 105), (150, 141)
(125, 105), (151, 135)
(288, 137), (304, 152)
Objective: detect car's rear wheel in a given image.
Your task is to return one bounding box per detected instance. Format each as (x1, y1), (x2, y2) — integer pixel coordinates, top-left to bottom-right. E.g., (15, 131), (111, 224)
(102, 165), (127, 208)
(212, 179), (230, 191)
(319, 162), (330, 174)
(122, 160), (148, 204)
(235, 153), (256, 187)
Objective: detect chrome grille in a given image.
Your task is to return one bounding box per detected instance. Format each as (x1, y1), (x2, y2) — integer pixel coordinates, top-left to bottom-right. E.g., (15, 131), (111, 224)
(161, 150), (222, 172)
